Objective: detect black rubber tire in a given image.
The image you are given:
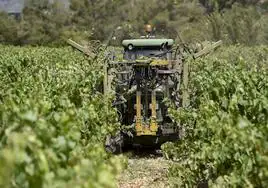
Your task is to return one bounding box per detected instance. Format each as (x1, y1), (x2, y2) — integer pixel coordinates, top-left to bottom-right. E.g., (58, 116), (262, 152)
(105, 132), (124, 154)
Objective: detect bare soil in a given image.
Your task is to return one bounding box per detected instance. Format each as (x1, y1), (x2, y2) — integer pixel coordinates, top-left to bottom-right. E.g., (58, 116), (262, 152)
(118, 151), (171, 188)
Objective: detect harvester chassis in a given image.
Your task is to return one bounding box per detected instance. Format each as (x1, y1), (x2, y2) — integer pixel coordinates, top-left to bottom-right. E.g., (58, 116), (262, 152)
(67, 38), (222, 153)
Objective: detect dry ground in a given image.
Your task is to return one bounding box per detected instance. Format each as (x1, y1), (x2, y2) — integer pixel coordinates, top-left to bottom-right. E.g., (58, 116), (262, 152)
(118, 151), (172, 188)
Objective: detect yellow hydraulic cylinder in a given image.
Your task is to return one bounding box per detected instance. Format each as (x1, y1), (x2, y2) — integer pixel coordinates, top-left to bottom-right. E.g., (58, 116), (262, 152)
(135, 90), (158, 136)
(136, 91), (143, 133)
(150, 90), (158, 134)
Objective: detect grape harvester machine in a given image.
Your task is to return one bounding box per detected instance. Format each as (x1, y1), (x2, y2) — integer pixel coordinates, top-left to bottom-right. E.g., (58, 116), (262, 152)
(67, 26), (222, 153)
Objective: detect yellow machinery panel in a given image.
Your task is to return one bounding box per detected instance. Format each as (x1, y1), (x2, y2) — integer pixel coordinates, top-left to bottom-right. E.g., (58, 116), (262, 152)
(135, 90), (158, 136)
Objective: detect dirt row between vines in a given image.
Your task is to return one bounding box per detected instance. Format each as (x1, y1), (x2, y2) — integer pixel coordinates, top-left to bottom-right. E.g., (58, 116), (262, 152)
(118, 151), (172, 188)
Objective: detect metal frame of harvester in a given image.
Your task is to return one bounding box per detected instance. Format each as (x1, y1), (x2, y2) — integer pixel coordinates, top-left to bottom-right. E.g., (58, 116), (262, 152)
(67, 32), (222, 153)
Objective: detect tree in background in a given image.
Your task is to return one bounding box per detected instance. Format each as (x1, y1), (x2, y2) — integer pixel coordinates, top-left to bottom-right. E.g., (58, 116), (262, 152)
(199, 0), (261, 12)
(69, 0), (125, 41)
(20, 0), (70, 45)
(206, 3), (266, 45)
(0, 12), (18, 44)
(0, 0), (267, 46)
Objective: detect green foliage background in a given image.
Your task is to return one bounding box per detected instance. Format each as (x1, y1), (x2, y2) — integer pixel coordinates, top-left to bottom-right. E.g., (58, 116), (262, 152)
(162, 45), (268, 187)
(0, 46), (125, 188)
(0, 0), (267, 45)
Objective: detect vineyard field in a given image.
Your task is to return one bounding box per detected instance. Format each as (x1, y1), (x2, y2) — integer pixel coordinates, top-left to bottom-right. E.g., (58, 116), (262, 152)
(163, 45), (268, 187)
(0, 46), (125, 188)
(0, 45), (268, 188)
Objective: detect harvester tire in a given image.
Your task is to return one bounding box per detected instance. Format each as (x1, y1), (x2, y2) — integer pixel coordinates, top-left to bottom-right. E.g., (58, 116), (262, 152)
(105, 132), (124, 154)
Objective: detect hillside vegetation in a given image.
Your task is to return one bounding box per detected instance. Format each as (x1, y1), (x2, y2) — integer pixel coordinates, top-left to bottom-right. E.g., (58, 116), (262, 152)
(0, 0), (267, 46)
